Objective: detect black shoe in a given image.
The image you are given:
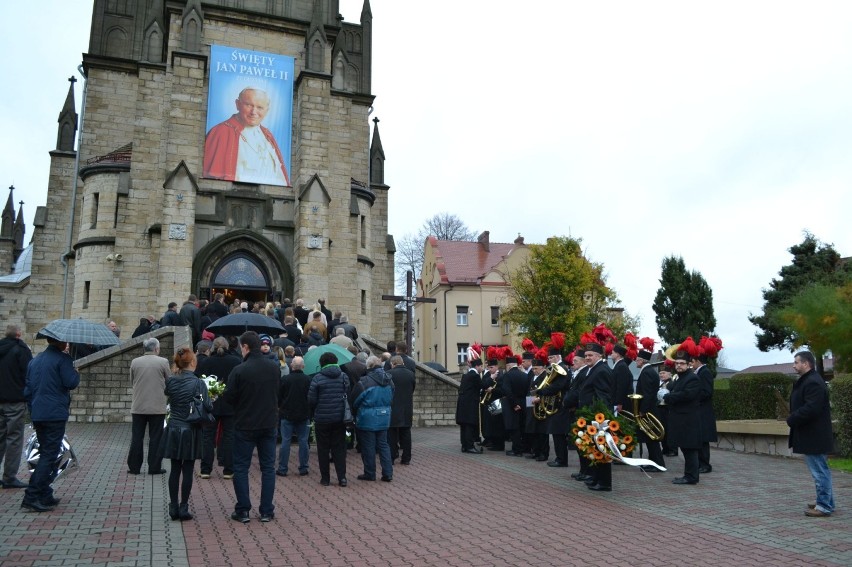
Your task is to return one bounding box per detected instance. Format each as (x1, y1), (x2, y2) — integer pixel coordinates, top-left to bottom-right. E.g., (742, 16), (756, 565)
(672, 477), (698, 485)
(168, 503), (179, 520)
(381, 476), (392, 482)
(524, 453), (538, 459)
(338, 478), (348, 487)
(462, 447), (483, 454)
(698, 466), (712, 474)
(584, 477), (597, 485)
(320, 478), (330, 486)
(299, 470), (309, 476)
(148, 469), (167, 475)
(400, 461), (410, 465)
(535, 456), (548, 462)
(231, 511), (250, 523)
(505, 451), (523, 457)
(2, 478), (27, 489)
(178, 503), (193, 521)
(573, 474), (590, 482)
(276, 470), (288, 477)
(587, 483), (612, 492)
(640, 465), (663, 473)
(260, 513), (274, 523)
(42, 496), (61, 507)
(127, 470), (141, 475)
(547, 461), (567, 468)
(21, 500), (54, 512)
(357, 474), (375, 481)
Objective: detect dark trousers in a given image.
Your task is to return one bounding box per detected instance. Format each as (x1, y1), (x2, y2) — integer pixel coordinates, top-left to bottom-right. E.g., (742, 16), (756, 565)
(388, 426), (412, 463)
(358, 428), (393, 480)
(24, 420), (66, 505)
(508, 427), (524, 454)
(552, 433), (568, 465)
(659, 406), (678, 455)
(532, 433), (550, 458)
(315, 422), (347, 482)
(232, 427), (277, 516)
(201, 416), (234, 475)
(127, 413), (165, 474)
(682, 447), (700, 483)
(459, 424), (477, 450)
(644, 439), (665, 467)
(577, 447), (591, 476)
(593, 462), (612, 488)
(0, 401), (27, 483)
(698, 442), (711, 469)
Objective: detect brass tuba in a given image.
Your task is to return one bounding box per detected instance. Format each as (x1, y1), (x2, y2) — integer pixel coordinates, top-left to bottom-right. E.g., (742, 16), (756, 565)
(619, 394), (665, 441)
(532, 363), (568, 421)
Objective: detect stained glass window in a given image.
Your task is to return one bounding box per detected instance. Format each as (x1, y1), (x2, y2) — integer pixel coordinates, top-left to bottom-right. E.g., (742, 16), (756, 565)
(212, 255), (268, 288)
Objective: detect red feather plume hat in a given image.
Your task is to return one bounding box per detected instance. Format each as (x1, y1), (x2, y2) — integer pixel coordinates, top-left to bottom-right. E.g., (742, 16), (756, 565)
(678, 336), (700, 359)
(486, 346), (500, 365)
(534, 347), (549, 365)
(699, 335), (723, 358)
(637, 337), (655, 361)
(521, 338), (537, 353)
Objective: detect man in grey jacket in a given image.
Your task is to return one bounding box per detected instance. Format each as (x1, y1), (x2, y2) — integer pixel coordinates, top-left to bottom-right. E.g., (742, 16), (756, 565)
(127, 338), (170, 475)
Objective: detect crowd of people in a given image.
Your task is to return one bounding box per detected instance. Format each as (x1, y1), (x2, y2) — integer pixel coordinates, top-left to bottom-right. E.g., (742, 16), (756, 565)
(455, 327), (835, 515)
(120, 296), (417, 524)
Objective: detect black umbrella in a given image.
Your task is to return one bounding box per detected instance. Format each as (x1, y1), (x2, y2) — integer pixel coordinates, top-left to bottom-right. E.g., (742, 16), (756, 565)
(424, 361), (448, 373)
(205, 312), (285, 336)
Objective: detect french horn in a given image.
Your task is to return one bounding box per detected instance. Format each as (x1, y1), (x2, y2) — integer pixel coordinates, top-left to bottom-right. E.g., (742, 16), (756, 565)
(618, 394), (666, 441)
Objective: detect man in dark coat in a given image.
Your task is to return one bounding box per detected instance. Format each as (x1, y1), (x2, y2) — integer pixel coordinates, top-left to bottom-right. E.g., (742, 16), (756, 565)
(0, 324), (33, 489)
(536, 346), (571, 467)
(579, 343), (613, 491)
(501, 356), (530, 456)
(610, 344), (633, 413)
(481, 358), (505, 450)
(179, 295), (202, 347)
(455, 359), (483, 453)
(787, 350), (834, 517)
(634, 349), (665, 471)
(524, 357), (550, 461)
(282, 315), (302, 346)
(222, 331), (280, 523)
(659, 349), (701, 485)
(22, 338), (79, 512)
(564, 348), (591, 481)
(161, 302), (182, 327)
(277, 356), (312, 477)
(387, 355), (416, 464)
(692, 355), (718, 473)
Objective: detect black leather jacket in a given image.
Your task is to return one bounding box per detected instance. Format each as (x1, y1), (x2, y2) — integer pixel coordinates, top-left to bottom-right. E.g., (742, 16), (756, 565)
(165, 370), (211, 426)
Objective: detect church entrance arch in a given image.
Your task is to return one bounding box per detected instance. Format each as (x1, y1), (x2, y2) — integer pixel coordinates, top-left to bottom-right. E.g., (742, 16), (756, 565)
(193, 230), (293, 305)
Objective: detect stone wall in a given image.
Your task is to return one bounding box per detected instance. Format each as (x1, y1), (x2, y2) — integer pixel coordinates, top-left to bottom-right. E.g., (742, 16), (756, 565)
(70, 326), (192, 423)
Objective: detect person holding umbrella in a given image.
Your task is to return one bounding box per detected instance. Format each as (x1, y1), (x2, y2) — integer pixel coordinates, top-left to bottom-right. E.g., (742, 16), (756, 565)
(21, 337), (79, 512)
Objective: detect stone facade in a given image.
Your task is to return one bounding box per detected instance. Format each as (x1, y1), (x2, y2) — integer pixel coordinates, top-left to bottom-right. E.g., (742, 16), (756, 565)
(2, 0), (395, 351)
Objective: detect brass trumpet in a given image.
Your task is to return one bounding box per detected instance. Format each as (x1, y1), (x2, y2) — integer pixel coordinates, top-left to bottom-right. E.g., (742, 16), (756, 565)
(532, 363), (567, 421)
(619, 394), (665, 441)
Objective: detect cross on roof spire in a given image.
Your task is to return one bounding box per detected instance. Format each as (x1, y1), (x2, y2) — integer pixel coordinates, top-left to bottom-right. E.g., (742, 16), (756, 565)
(68, 76), (77, 84)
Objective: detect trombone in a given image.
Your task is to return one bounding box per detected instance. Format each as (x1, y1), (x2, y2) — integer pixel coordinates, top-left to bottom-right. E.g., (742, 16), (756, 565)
(619, 394), (665, 441)
(532, 363), (567, 421)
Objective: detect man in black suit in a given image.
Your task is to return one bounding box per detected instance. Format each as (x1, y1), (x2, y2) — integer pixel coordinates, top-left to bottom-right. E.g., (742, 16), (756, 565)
(456, 359), (484, 453)
(387, 355), (416, 464)
(565, 348), (592, 481)
(659, 348), (702, 485)
(610, 344), (633, 413)
(501, 355), (530, 456)
(692, 353), (717, 474)
(634, 349), (665, 471)
(537, 345), (572, 467)
(579, 343), (614, 491)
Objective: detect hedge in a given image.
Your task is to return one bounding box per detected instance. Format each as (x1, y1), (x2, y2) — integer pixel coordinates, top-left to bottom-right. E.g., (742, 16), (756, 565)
(714, 372), (794, 421)
(832, 374), (852, 457)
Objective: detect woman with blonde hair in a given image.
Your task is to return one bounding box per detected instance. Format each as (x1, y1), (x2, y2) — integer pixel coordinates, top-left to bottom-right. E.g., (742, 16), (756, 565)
(162, 347), (211, 521)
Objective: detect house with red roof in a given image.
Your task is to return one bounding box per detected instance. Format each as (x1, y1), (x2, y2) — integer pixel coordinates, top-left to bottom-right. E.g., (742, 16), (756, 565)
(414, 231), (529, 369)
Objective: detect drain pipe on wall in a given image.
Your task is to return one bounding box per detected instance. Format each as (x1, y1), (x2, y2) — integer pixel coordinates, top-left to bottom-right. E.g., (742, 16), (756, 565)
(443, 285), (453, 366)
(61, 64), (87, 318)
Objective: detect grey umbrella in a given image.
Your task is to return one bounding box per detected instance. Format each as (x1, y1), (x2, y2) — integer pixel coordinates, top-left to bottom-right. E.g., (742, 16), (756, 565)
(205, 312), (285, 336)
(36, 319), (120, 346)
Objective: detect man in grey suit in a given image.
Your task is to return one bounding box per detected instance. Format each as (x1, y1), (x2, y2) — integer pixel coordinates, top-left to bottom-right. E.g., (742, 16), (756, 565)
(127, 338), (171, 475)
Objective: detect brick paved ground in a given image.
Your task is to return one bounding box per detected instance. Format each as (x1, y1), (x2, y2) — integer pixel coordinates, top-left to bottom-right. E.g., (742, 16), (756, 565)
(1, 423), (850, 566)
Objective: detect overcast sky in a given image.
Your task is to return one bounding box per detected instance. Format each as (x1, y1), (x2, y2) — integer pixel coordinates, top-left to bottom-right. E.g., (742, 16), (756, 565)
(4, 1), (852, 370)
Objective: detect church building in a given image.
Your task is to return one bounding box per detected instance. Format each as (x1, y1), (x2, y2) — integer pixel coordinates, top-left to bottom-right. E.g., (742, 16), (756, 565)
(1, 0), (395, 345)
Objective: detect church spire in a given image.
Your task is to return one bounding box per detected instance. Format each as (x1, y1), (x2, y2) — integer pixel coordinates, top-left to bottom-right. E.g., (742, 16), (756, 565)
(1, 185), (14, 238)
(56, 77), (78, 152)
(305, 0), (328, 72)
(370, 117), (385, 185)
(13, 200), (25, 253)
(361, 0), (373, 21)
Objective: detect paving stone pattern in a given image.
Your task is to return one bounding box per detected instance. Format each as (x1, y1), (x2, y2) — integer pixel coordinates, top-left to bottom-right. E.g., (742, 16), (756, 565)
(0, 423), (850, 566)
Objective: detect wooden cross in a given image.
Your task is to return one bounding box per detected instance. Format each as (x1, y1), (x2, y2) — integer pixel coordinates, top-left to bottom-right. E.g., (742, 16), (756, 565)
(382, 270), (436, 355)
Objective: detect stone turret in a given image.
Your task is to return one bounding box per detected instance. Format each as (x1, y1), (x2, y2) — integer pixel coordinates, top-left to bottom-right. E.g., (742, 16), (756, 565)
(56, 77), (78, 152)
(0, 186), (15, 271)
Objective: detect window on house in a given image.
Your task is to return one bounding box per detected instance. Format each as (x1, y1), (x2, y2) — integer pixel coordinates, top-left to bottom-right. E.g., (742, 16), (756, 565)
(503, 322), (510, 334)
(90, 193), (99, 229)
(361, 290), (367, 315)
(456, 306), (468, 326)
(491, 306), (500, 326)
(457, 343), (469, 365)
(83, 281), (90, 309)
(360, 215), (367, 248)
(433, 308), (437, 329)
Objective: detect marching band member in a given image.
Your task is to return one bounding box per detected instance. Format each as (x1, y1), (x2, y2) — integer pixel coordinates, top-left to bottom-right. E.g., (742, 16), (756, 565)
(524, 351), (550, 461)
(658, 340), (702, 485)
(580, 342), (614, 491)
(455, 357), (484, 454)
(634, 339), (665, 471)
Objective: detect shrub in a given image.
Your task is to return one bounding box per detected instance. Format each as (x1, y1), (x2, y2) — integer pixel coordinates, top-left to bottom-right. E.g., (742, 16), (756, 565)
(832, 373), (852, 458)
(724, 373), (794, 420)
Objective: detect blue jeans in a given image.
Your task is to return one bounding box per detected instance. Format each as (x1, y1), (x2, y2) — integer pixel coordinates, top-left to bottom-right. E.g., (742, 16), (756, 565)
(804, 454), (834, 514)
(232, 428), (277, 516)
(278, 419), (309, 474)
(24, 420), (66, 504)
(358, 428), (393, 480)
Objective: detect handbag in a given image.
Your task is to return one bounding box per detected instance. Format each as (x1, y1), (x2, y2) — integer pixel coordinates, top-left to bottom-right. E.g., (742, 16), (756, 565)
(186, 381), (214, 425)
(342, 376), (354, 425)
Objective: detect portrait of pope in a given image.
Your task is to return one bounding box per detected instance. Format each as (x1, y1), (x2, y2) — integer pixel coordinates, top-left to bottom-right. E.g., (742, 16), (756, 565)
(203, 87), (291, 186)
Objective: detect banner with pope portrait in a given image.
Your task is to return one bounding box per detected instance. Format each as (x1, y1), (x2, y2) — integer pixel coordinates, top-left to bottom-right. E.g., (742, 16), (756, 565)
(203, 44), (294, 187)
